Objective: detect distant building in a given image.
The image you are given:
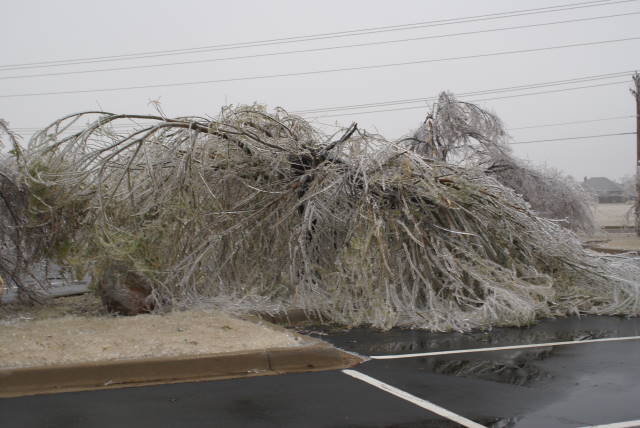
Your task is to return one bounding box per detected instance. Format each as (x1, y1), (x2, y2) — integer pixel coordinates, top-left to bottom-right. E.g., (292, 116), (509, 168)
(583, 177), (627, 203)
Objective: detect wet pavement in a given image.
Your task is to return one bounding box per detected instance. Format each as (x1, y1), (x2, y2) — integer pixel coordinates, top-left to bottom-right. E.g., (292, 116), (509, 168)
(306, 315), (640, 357)
(352, 339), (640, 427)
(2, 316), (640, 427)
(0, 370), (464, 428)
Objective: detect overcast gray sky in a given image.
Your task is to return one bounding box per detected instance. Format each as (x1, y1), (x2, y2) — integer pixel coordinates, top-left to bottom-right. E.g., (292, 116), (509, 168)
(2, 0), (638, 180)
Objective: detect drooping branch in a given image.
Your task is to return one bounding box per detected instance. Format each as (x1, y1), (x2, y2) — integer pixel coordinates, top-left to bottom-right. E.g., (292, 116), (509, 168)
(0, 101), (636, 331)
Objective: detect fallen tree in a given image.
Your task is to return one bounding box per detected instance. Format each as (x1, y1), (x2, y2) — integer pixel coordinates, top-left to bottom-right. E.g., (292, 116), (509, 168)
(0, 120), (45, 301)
(0, 98), (638, 330)
(406, 93), (595, 232)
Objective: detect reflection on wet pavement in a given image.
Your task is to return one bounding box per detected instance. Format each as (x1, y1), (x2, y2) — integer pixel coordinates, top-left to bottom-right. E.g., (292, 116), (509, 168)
(487, 417), (520, 428)
(311, 316), (640, 428)
(428, 347), (554, 386)
(303, 315), (640, 357)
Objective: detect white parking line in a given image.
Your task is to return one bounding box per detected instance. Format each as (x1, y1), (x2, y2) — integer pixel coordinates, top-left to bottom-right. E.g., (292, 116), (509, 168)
(342, 369), (486, 428)
(370, 335), (640, 360)
(579, 419), (640, 428)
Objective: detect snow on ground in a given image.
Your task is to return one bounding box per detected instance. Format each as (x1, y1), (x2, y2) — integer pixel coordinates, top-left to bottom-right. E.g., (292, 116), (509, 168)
(593, 202), (635, 228)
(585, 202), (640, 251)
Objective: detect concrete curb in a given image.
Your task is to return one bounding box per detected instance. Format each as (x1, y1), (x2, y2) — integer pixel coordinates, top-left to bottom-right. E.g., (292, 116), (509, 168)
(0, 342), (365, 398)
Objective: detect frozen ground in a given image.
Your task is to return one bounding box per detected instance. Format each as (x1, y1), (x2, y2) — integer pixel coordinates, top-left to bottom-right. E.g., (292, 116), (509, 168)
(584, 203), (640, 251)
(593, 202), (635, 228)
(0, 295), (303, 369)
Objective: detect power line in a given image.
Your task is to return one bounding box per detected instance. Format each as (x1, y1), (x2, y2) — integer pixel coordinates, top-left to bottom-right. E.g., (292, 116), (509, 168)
(10, 71), (637, 131)
(17, 113), (635, 133)
(303, 80), (632, 119)
(466, 81), (631, 103)
(0, 0), (635, 72)
(2, 11), (638, 81)
(294, 71), (633, 114)
(1, 37), (638, 99)
(510, 131), (636, 144)
(507, 115), (635, 130)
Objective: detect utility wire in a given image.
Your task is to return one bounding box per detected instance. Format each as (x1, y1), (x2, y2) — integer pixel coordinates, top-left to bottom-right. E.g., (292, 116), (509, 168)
(10, 72), (638, 131)
(16, 113), (635, 133)
(303, 80), (631, 119)
(1, 37), (638, 99)
(467, 81), (631, 103)
(511, 131), (636, 144)
(507, 115), (635, 130)
(0, 0), (635, 71)
(2, 11), (638, 81)
(294, 71), (634, 114)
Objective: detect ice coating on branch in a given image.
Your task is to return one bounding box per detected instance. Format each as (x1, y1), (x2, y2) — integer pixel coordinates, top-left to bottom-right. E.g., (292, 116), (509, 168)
(0, 99), (636, 330)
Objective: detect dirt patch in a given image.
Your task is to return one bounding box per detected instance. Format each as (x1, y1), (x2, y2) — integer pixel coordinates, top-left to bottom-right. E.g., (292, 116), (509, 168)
(0, 295), (303, 369)
(0, 294), (104, 322)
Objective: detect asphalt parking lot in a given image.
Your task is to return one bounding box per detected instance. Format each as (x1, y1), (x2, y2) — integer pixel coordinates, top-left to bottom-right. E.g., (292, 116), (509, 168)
(2, 316), (640, 428)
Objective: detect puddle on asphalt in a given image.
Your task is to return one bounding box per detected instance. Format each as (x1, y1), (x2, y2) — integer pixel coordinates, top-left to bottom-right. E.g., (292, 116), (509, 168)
(427, 347), (554, 386)
(300, 315), (640, 357)
(336, 417), (518, 427)
(300, 316), (640, 389)
(293, 316), (640, 428)
(486, 417), (520, 428)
